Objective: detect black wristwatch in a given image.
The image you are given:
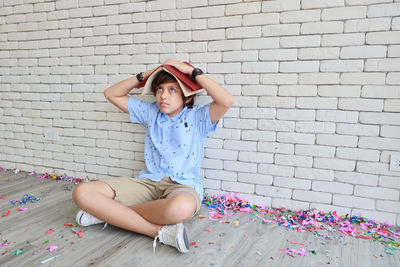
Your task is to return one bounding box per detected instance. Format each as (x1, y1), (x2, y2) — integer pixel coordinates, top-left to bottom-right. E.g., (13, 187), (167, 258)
(191, 68), (203, 82)
(136, 72), (144, 82)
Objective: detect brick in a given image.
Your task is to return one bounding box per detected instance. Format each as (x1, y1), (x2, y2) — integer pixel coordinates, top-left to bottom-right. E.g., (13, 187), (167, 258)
(243, 13), (279, 26)
(205, 169), (237, 181)
(280, 61), (319, 73)
(320, 60), (363, 72)
(208, 40), (241, 52)
(193, 29), (224, 41)
(339, 98), (383, 112)
(295, 167), (334, 181)
(381, 126), (400, 138)
(301, 21), (343, 34)
(232, 96), (257, 107)
(281, 9), (320, 23)
(279, 85), (317, 96)
(190, 52), (221, 63)
(277, 109), (315, 121)
(295, 144), (335, 157)
(335, 171), (378, 186)
(355, 185), (399, 200)
(263, 24), (300, 37)
(261, 74), (297, 85)
(299, 73), (339, 85)
(226, 2), (261, 15)
(299, 47), (339, 60)
(176, 19), (207, 30)
(385, 99), (400, 112)
(208, 16), (241, 29)
(337, 147), (380, 161)
(341, 73), (385, 85)
(302, 0), (344, 9)
(275, 154), (313, 167)
(223, 51), (258, 62)
(223, 118), (257, 129)
(192, 5), (225, 18)
(336, 123), (379, 136)
(323, 6), (366, 21)
(317, 134), (358, 147)
(366, 31), (400, 44)
(368, 3), (400, 18)
(387, 72), (400, 85)
(226, 74), (259, 85)
(314, 157), (356, 171)
(341, 45), (386, 59)
(293, 190), (332, 204)
(277, 132), (315, 145)
(262, 0), (300, 12)
(333, 195), (375, 209)
(160, 9), (190, 21)
(227, 26), (261, 39)
(274, 176), (311, 190)
(259, 163), (294, 177)
(132, 11), (160, 23)
(239, 151), (273, 163)
(345, 18), (391, 33)
(257, 185), (293, 200)
(177, 0), (207, 8)
(146, 0), (176, 11)
(366, 58), (400, 71)
(359, 137), (400, 150)
(362, 86), (400, 98)
(241, 130), (275, 142)
(259, 49), (297, 61)
(259, 96), (295, 108)
(297, 97), (338, 109)
(224, 140), (257, 152)
(242, 62), (278, 73)
(257, 120), (293, 133)
(224, 160), (257, 173)
(243, 37), (279, 50)
(359, 112), (400, 125)
(379, 175), (400, 190)
(322, 33), (364, 46)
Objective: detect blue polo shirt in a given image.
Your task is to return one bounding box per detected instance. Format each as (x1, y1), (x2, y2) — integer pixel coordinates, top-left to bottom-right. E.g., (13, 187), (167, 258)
(128, 97), (218, 199)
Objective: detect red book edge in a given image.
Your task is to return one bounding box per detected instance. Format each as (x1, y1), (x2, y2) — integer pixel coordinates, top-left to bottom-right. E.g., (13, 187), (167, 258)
(135, 62), (202, 93)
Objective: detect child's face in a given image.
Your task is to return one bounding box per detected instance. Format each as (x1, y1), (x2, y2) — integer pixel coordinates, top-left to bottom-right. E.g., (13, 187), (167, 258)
(155, 81), (186, 117)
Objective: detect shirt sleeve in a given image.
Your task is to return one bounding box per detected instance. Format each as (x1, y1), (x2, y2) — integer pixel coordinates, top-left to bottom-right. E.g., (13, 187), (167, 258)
(195, 103), (219, 138)
(127, 97), (154, 127)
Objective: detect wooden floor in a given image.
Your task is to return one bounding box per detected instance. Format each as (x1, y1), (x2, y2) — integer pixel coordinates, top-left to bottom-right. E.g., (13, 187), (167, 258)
(0, 170), (399, 267)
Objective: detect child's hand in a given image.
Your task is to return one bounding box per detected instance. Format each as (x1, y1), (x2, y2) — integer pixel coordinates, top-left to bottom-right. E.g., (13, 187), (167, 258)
(163, 58), (194, 76)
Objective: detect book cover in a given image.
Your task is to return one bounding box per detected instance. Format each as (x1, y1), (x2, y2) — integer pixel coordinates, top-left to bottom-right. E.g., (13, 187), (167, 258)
(137, 63), (205, 97)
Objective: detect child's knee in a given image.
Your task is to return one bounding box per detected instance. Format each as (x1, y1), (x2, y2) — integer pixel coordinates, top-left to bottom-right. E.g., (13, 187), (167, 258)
(165, 194), (196, 221)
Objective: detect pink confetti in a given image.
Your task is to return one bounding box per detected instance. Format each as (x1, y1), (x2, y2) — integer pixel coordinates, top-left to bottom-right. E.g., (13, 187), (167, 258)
(283, 248), (306, 257)
(48, 246), (58, 252)
(16, 207), (28, 211)
(204, 229), (216, 232)
(0, 197), (5, 200)
(286, 239), (305, 245)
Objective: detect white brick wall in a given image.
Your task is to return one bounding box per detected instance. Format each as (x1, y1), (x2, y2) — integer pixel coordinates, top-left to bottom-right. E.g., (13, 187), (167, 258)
(1, 0), (399, 226)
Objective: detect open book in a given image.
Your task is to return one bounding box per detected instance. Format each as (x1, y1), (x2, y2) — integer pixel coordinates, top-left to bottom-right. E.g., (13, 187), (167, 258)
(137, 62), (205, 97)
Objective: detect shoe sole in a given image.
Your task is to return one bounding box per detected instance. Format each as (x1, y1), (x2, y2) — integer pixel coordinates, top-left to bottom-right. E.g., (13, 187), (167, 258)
(175, 223), (189, 253)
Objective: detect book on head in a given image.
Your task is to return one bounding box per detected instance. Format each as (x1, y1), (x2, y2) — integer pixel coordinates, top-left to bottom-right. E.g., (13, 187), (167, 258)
(137, 62), (205, 97)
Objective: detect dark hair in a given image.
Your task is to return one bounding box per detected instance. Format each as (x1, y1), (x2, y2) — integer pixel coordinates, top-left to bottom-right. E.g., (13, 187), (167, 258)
(150, 70), (195, 108)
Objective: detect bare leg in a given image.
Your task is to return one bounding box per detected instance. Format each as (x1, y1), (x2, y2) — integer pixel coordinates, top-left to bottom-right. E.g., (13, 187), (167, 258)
(72, 182), (197, 237)
(73, 181), (161, 238)
(130, 192), (197, 225)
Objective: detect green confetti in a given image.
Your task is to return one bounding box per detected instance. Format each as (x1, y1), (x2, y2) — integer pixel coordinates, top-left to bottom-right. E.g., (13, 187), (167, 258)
(13, 248), (24, 255)
(43, 240), (49, 244)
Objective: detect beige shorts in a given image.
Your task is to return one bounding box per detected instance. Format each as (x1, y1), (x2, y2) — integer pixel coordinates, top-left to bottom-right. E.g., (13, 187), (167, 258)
(102, 176), (202, 215)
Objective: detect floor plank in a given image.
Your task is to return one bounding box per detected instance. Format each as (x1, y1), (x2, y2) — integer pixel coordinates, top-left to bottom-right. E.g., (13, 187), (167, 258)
(0, 170), (399, 267)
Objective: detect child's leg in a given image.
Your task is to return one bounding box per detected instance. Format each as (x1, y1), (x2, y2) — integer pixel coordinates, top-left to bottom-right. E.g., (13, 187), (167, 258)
(73, 181), (162, 238)
(130, 192), (198, 225)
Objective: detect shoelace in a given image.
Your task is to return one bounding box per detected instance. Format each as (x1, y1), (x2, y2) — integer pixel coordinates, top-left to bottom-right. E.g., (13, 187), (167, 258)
(153, 226), (175, 253)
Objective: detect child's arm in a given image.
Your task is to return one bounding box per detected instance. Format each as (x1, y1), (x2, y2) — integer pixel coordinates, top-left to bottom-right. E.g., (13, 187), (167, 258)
(104, 68), (155, 113)
(163, 58), (234, 123)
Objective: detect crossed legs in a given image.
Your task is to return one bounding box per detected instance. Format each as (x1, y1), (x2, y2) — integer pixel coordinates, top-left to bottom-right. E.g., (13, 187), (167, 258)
(72, 181), (197, 238)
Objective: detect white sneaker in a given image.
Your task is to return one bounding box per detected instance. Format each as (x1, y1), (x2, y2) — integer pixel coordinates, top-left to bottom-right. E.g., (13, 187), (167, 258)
(153, 223), (189, 253)
(76, 210), (104, 227)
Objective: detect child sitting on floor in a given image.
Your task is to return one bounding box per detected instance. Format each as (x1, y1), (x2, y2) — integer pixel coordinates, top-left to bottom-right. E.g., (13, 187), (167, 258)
(72, 58), (233, 253)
